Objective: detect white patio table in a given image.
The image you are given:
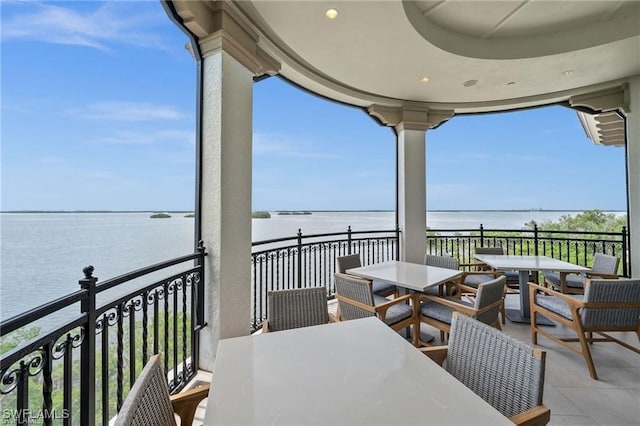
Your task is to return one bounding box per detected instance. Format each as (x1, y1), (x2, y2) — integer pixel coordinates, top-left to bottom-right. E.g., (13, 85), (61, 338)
(345, 260), (462, 293)
(203, 317), (512, 425)
(345, 260), (463, 342)
(474, 254), (589, 324)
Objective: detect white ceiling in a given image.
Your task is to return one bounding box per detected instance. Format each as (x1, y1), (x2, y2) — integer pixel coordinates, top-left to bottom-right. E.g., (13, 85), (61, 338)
(236, 0), (640, 114)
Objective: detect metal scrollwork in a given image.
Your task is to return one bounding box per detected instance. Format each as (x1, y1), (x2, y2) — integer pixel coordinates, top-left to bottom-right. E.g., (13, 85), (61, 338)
(0, 349), (47, 394)
(52, 329), (83, 360)
(185, 271), (200, 288)
(148, 286), (165, 304)
(96, 308), (119, 335)
(167, 278), (183, 295)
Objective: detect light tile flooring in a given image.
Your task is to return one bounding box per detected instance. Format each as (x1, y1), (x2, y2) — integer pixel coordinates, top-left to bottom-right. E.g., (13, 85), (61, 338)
(190, 294), (639, 425)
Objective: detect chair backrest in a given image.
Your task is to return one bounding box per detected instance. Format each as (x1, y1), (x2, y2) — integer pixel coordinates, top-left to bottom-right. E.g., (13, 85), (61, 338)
(474, 246), (504, 255)
(115, 354), (176, 426)
(424, 254), (459, 270)
(591, 253), (620, 275)
(445, 313), (546, 419)
(334, 272), (375, 320)
(582, 279), (640, 329)
(473, 275), (506, 325)
(267, 287), (329, 332)
(336, 254), (362, 273)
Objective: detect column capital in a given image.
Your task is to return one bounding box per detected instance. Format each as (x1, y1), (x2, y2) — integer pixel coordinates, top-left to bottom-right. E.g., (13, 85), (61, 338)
(368, 105), (454, 131)
(570, 84), (629, 114)
(173, 0), (280, 76)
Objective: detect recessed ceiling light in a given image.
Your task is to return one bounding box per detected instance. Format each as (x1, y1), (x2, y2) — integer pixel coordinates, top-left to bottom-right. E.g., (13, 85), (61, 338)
(463, 79), (478, 87)
(325, 8), (338, 19)
(420, 76), (430, 84)
(560, 69), (574, 76)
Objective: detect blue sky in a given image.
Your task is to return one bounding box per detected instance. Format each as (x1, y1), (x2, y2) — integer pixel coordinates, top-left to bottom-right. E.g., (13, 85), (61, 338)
(1, 1), (627, 212)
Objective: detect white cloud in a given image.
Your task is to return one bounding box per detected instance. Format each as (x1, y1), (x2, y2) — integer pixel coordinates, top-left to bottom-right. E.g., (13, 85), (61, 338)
(1, 1), (168, 51)
(95, 129), (194, 146)
(70, 102), (185, 121)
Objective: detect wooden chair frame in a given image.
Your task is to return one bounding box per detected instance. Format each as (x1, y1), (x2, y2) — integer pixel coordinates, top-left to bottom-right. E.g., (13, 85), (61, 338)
(415, 291), (503, 346)
(454, 270), (507, 324)
(529, 282), (640, 379)
(544, 253), (620, 295)
(334, 273), (417, 344)
(549, 270), (619, 295)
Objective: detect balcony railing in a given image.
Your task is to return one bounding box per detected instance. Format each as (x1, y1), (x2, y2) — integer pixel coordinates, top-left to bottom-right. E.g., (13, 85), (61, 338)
(425, 224), (629, 276)
(0, 244), (206, 426)
(250, 224), (629, 331)
(251, 227), (400, 331)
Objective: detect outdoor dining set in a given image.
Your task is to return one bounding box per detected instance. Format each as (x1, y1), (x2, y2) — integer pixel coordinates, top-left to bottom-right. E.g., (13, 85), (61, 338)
(116, 249), (640, 426)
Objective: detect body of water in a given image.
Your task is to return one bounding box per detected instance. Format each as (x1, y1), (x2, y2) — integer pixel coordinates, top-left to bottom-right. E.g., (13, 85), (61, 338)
(0, 210), (624, 321)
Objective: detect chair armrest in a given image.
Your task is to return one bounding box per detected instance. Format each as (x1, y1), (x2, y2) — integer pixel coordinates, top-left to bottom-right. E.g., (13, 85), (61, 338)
(528, 283), (584, 309)
(586, 272), (618, 279)
(374, 293), (415, 321)
(170, 384), (210, 426)
(375, 293), (413, 309)
(509, 404), (550, 426)
(416, 294), (477, 316)
(419, 346), (448, 366)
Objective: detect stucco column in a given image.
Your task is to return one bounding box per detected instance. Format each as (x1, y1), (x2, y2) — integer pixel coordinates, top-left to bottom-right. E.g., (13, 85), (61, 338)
(173, 2), (279, 371)
(198, 49), (253, 370)
(626, 76), (640, 277)
(397, 124), (427, 263)
(369, 105), (454, 264)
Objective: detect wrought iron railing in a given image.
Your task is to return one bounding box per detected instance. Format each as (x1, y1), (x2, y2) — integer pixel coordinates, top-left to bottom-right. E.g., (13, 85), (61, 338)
(426, 224), (629, 276)
(250, 227), (400, 331)
(0, 244), (206, 426)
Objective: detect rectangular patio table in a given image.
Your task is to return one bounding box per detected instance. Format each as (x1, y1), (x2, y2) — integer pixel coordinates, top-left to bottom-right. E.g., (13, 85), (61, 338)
(203, 317), (512, 425)
(345, 260), (463, 293)
(474, 254), (589, 324)
(346, 260), (463, 342)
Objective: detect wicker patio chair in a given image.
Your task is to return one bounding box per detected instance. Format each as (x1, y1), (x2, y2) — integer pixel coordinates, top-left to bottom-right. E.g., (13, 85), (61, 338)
(336, 253), (397, 297)
(115, 354), (209, 426)
(421, 313), (550, 426)
(416, 275), (506, 345)
(529, 278), (640, 379)
(334, 272), (417, 344)
(423, 254), (461, 296)
(542, 253), (619, 294)
(263, 287), (331, 332)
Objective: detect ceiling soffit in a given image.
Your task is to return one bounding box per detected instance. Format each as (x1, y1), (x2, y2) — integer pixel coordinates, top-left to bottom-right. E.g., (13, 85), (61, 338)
(406, 1), (640, 59)
(231, 1), (639, 115)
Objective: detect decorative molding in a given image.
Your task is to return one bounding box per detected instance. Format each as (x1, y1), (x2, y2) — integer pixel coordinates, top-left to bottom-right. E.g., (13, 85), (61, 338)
(570, 85), (629, 114)
(173, 0), (280, 76)
(368, 105), (454, 131)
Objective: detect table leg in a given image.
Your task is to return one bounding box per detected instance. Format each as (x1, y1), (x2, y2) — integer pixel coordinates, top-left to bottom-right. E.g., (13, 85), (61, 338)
(505, 270), (554, 326)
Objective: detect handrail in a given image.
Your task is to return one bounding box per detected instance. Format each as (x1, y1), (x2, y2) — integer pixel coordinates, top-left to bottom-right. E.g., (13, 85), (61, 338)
(1, 290), (87, 336)
(0, 247), (207, 426)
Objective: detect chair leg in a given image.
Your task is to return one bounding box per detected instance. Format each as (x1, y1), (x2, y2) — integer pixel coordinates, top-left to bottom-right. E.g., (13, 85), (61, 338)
(575, 323), (598, 380)
(530, 305), (539, 345)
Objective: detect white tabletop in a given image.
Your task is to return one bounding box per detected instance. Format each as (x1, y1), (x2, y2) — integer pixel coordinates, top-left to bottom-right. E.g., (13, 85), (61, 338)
(203, 317), (512, 425)
(346, 260), (462, 292)
(474, 254), (590, 273)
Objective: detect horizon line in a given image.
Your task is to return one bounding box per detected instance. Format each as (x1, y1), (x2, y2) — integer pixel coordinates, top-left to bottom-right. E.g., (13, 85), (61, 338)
(0, 208), (627, 214)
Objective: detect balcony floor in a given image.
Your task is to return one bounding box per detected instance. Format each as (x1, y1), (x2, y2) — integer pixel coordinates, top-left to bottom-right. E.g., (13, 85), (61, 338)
(192, 294), (639, 425)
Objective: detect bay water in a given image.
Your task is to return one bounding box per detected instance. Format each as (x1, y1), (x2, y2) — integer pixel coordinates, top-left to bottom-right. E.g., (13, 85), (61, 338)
(0, 210), (620, 322)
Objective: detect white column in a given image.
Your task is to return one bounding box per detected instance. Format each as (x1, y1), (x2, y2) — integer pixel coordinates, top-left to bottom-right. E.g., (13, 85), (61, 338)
(626, 76), (640, 277)
(397, 124), (427, 264)
(197, 49), (254, 371)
